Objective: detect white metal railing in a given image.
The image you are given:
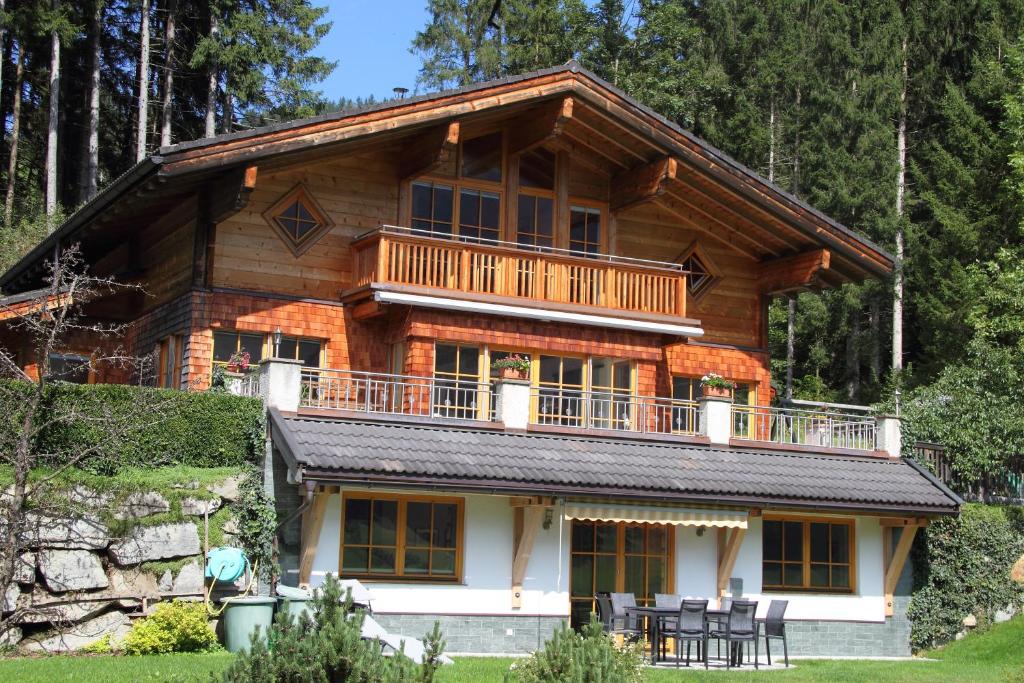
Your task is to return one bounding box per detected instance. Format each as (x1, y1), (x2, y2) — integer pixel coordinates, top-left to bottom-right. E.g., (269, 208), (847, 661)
(300, 368), (490, 421)
(530, 387), (699, 435)
(730, 404), (876, 450)
(223, 369), (261, 398)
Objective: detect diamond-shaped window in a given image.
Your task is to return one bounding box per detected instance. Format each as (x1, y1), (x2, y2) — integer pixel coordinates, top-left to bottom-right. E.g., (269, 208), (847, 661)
(678, 242), (720, 299)
(262, 185), (334, 256)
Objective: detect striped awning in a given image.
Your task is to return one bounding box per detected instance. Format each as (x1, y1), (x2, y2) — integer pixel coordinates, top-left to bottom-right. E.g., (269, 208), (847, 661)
(564, 503), (747, 529)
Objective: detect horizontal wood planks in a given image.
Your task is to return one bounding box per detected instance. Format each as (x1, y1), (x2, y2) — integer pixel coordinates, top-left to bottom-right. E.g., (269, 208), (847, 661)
(617, 203), (761, 347)
(212, 151), (398, 298)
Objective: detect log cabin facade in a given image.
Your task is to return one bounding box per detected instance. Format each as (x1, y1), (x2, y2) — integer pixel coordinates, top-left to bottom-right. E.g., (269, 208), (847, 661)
(0, 63), (957, 656)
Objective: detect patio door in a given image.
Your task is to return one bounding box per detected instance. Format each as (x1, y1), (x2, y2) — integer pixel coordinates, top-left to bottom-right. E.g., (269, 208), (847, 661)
(569, 521), (673, 629)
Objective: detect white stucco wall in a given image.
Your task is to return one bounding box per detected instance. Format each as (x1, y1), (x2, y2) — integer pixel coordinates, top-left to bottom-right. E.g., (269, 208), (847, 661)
(306, 490), (570, 616)
(304, 489), (887, 622)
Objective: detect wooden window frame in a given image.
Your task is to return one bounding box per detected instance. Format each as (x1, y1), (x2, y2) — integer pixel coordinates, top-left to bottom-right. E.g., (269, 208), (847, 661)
(47, 352), (95, 385)
(568, 202), (606, 256)
(515, 190), (556, 250)
(761, 515), (856, 593)
(212, 330), (267, 370)
(262, 183), (335, 257)
(676, 240), (722, 301)
(433, 342), (485, 420)
(157, 335), (184, 389)
(276, 335), (325, 366)
(569, 520), (675, 628)
(339, 491), (465, 583)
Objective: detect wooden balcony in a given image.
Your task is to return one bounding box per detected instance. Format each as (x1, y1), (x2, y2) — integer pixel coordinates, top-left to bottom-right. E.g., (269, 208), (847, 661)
(348, 226), (691, 322)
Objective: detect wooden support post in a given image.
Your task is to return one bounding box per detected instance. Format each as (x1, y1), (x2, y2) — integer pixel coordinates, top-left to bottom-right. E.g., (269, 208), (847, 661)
(555, 150), (570, 250)
(399, 121), (460, 181)
(716, 526), (746, 597)
(511, 504), (546, 608)
(610, 157), (677, 213)
(507, 97), (574, 157)
(298, 491), (329, 588)
(883, 523), (920, 617)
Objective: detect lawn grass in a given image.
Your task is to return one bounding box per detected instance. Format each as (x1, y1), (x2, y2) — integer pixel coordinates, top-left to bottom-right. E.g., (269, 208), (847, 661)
(3, 615), (1023, 682)
(0, 651), (234, 682)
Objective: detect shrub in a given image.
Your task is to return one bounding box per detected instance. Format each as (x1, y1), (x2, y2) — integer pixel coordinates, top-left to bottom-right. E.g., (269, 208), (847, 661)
(908, 504), (1024, 650)
(123, 601), (220, 655)
(0, 380), (264, 474)
(223, 575), (446, 682)
(505, 617), (644, 683)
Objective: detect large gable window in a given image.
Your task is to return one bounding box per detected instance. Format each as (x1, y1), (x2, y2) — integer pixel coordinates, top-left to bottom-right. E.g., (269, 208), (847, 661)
(262, 184), (334, 256)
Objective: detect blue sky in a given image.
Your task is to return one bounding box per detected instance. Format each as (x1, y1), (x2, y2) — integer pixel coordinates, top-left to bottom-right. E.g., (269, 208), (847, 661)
(313, 1), (432, 103)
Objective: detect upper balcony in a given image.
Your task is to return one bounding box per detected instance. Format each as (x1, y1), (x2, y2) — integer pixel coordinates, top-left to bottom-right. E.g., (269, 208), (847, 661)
(344, 226), (703, 336)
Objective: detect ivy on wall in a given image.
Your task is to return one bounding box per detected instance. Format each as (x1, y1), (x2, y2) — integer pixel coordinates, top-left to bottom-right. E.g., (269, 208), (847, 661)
(908, 504), (1024, 650)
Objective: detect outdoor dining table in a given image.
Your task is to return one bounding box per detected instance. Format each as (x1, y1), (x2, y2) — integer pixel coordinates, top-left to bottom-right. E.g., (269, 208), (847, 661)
(624, 606), (730, 665)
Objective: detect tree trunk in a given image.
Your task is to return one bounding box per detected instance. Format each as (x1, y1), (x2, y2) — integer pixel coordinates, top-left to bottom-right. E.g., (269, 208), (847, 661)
(5, 43), (23, 226)
(792, 85), (801, 197)
(0, 0), (6, 100)
(81, 0), (102, 202)
(846, 311), (860, 400)
(869, 298), (881, 383)
(786, 297), (795, 399)
(160, 0), (176, 148)
(204, 11), (218, 138)
(45, 0), (61, 218)
(892, 36), (908, 373)
(222, 89), (233, 134)
(768, 96), (776, 183)
(136, 0), (151, 162)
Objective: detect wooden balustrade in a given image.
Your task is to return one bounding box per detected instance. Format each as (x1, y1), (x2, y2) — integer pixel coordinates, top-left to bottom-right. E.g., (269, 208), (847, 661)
(351, 227), (688, 318)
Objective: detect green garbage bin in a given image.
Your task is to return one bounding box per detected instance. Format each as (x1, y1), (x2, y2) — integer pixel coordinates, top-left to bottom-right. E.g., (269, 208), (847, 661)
(278, 596), (313, 621)
(221, 596), (276, 653)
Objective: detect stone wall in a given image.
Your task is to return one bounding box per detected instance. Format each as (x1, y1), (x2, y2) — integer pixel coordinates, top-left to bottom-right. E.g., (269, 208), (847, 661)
(3, 473), (243, 652)
(371, 613), (566, 655)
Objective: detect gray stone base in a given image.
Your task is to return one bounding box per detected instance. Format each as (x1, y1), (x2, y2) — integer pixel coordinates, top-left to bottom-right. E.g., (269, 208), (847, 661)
(370, 613), (565, 654)
(780, 596), (911, 657)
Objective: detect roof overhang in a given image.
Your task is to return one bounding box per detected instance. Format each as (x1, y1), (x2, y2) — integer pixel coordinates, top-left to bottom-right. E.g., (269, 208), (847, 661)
(373, 290), (705, 337)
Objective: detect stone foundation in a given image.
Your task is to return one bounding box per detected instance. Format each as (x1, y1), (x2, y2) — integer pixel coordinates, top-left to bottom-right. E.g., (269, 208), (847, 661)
(371, 613), (566, 654)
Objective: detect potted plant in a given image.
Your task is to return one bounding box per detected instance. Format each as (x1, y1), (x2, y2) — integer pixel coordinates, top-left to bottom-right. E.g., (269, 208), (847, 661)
(492, 354), (530, 380)
(226, 350), (251, 374)
(700, 372), (735, 399)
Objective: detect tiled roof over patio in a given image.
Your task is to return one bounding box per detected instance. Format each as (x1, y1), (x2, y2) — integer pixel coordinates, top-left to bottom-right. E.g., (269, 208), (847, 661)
(270, 410), (960, 516)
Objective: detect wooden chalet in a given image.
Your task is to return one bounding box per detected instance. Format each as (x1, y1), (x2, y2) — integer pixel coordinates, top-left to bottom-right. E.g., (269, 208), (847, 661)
(0, 63), (957, 657)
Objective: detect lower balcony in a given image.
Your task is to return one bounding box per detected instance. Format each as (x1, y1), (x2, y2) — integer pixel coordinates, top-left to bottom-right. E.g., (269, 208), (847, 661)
(295, 368), (883, 453)
(731, 403), (877, 452)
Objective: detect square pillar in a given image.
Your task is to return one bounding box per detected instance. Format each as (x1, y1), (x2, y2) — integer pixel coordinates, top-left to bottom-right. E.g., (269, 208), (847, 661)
(876, 415), (902, 458)
(699, 394), (733, 445)
(495, 378), (531, 430)
(260, 358), (304, 412)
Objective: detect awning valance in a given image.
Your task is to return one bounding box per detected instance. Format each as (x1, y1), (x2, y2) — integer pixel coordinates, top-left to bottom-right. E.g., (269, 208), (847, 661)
(564, 503), (747, 529)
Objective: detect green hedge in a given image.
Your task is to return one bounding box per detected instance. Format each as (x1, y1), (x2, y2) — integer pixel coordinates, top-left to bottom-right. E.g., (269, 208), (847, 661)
(1, 381), (264, 474)
(907, 504), (1024, 650)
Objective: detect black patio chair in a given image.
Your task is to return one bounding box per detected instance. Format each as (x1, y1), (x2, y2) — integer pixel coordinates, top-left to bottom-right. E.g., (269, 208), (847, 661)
(761, 599), (789, 667)
(596, 592), (640, 640)
(609, 593), (642, 640)
(654, 593), (681, 658)
(708, 599), (759, 669)
(659, 599), (708, 668)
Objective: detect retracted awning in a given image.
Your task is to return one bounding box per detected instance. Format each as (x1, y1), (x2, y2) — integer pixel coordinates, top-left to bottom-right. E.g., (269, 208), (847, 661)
(564, 503), (748, 528)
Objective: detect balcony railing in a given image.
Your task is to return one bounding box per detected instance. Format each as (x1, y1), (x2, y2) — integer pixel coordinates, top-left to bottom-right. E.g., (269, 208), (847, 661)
(352, 226), (689, 318)
(731, 403), (876, 451)
(530, 387), (699, 436)
(300, 368), (490, 422)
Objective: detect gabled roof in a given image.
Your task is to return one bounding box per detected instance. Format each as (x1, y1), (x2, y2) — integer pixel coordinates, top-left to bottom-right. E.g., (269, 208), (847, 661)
(270, 410), (960, 516)
(1, 61), (893, 292)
